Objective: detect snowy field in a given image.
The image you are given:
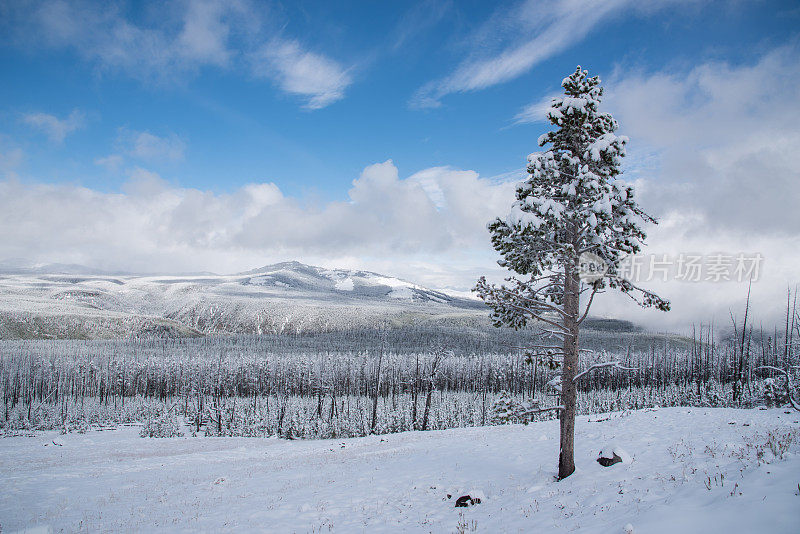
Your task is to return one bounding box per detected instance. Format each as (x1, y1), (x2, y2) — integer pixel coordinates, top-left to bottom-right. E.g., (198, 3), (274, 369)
(1, 408), (798, 533)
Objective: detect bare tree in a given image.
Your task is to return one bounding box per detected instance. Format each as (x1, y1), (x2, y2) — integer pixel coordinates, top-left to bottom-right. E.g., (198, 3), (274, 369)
(421, 348), (450, 431)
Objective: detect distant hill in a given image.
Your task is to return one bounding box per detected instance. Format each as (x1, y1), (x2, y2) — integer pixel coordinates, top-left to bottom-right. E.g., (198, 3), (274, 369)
(0, 261), (486, 339)
(0, 260), (657, 342)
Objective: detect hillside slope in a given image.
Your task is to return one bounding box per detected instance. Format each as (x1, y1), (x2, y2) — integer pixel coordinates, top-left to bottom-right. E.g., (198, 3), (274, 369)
(0, 261), (486, 339)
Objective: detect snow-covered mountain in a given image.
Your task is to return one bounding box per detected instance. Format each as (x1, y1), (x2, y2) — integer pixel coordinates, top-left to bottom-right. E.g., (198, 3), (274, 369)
(237, 261), (470, 303)
(0, 261), (484, 339)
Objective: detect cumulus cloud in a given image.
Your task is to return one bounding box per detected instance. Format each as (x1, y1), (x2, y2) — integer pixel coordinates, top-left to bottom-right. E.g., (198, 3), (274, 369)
(600, 212), (800, 331)
(2, 0), (353, 108)
(513, 48), (800, 238)
(562, 47), (799, 328)
(0, 161), (517, 275)
(21, 109), (85, 142)
(604, 47), (800, 237)
(413, 0), (697, 108)
(0, 137), (796, 328)
(497, 45), (800, 328)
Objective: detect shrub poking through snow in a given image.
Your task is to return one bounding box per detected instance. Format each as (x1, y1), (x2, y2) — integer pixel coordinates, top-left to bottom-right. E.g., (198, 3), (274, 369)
(140, 412), (184, 438)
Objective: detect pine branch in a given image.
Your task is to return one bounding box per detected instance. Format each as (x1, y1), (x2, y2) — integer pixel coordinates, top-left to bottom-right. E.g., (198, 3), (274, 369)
(494, 286), (569, 319)
(576, 286), (599, 325)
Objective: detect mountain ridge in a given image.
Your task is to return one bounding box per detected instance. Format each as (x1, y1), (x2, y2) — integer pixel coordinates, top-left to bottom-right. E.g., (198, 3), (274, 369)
(0, 260), (647, 341)
(0, 260), (484, 339)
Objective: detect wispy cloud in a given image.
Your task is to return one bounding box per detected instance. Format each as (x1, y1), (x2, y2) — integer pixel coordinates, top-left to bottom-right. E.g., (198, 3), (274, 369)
(21, 109), (85, 142)
(95, 129), (186, 171)
(512, 92), (560, 124)
(251, 39), (353, 110)
(0, 147), (24, 173)
(94, 154), (124, 172)
(390, 0), (452, 52)
(117, 129), (187, 163)
(4, 0), (354, 109)
(176, 0), (239, 67)
(412, 0), (696, 108)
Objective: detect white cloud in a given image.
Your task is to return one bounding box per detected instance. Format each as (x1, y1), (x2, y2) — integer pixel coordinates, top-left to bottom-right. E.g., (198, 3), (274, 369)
(0, 147), (24, 173)
(603, 46), (800, 236)
(0, 161), (517, 276)
(1, 136), (796, 329)
(94, 154), (124, 171)
(497, 46), (800, 328)
(26, 0), (249, 78)
(512, 92), (560, 124)
(21, 109), (84, 142)
(557, 47), (799, 329)
(413, 0), (696, 108)
(603, 213), (800, 331)
(251, 39), (353, 109)
(177, 0), (237, 67)
(390, 0), (452, 52)
(4, 0), (353, 108)
(116, 129), (187, 162)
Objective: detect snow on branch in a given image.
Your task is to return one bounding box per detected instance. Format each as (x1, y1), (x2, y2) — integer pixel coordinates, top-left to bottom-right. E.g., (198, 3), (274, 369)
(573, 360), (636, 383)
(520, 405), (564, 416)
(755, 365), (790, 376)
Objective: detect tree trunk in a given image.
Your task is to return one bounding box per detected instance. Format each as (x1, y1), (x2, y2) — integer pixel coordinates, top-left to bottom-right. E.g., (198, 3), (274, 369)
(558, 260), (580, 480)
(370, 348), (383, 434)
(421, 383), (433, 431)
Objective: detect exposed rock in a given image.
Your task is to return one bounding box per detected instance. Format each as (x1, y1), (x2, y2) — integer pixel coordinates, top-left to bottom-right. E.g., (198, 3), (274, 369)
(597, 452), (622, 467)
(598, 444), (631, 467)
(455, 495), (481, 507)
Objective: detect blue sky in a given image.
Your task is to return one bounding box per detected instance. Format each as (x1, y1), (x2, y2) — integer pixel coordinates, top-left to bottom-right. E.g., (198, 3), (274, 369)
(1, 0), (795, 196)
(1, 0), (799, 328)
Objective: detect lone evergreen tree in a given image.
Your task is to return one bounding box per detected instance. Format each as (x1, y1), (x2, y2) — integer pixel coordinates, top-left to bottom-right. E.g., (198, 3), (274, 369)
(475, 66), (669, 480)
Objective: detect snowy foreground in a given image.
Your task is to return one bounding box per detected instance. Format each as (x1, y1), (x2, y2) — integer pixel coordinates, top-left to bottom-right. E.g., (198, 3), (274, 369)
(1, 408), (798, 533)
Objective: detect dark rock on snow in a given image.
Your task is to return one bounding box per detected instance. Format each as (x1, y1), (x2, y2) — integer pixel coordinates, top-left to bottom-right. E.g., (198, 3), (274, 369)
(455, 495), (481, 507)
(597, 452), (623, 467)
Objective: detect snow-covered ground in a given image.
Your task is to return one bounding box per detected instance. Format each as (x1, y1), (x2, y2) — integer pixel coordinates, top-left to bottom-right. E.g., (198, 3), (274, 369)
(1, 408), (798, 533)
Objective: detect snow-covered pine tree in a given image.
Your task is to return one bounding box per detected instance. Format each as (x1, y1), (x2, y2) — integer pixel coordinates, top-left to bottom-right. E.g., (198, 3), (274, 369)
(490, 390), (524, 425)
(475, 66), (669, 480)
